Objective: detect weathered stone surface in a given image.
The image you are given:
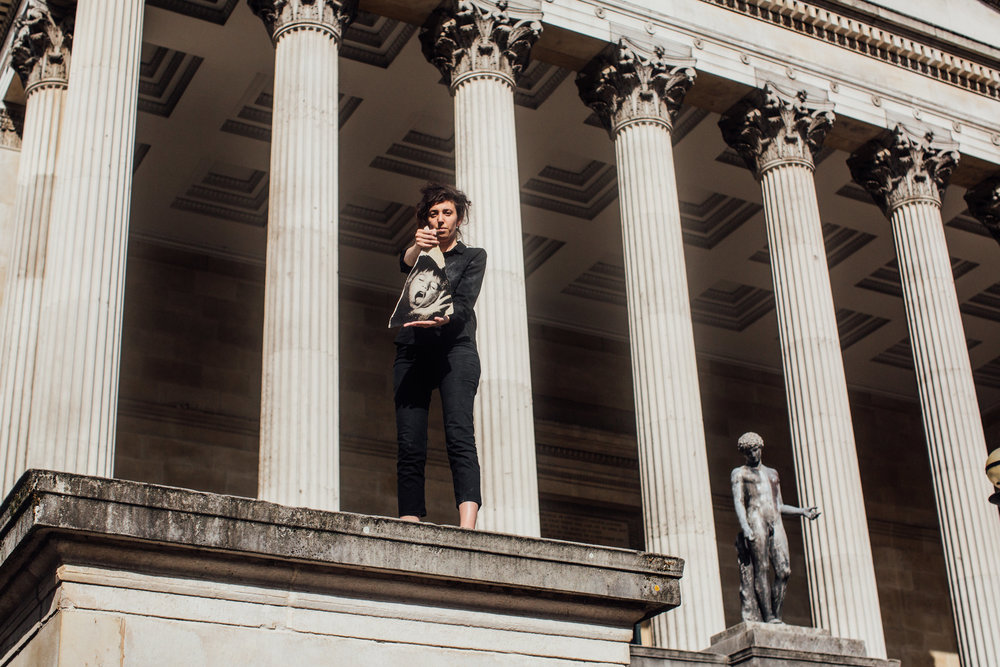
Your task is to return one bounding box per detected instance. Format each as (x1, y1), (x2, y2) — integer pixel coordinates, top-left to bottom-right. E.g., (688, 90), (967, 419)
(631, 645), (728, 666)
(706, 622), (898, 666)
(710, 623), (864, 656)
(0, 471), (682, 664)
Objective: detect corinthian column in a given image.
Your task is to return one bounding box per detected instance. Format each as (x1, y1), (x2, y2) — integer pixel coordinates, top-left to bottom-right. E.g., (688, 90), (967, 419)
(0, 1), (71, 496)
(965, 175), (1000, 245)
(248, 0), (357, 511)
(420, 0), (542, 536)
(577, 39), (724, 650)
(719, 85), (885, 657)
(26, 0), (143, 477)
(849, 126), (1000, 667)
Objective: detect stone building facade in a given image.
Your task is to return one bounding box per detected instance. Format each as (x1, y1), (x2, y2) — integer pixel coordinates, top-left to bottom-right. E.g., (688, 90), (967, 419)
(0, 1), (998, 666)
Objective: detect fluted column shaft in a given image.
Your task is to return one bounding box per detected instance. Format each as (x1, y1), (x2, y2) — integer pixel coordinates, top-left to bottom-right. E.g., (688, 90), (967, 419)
(250, 0), (356, 511)
(0, 1), (72, 495)
(719, 85), (886, 655)
(617, 120), (725, 649)
(0, 83), (67, 494)
(850, 127), (1000, 667)
(891, 200), (1000, 667)
(577, 40), (723, 650)
(454, 73), (540, 534)
(0, 107), (21, 309)
(26, 0), (142, 476)
(759, 162), (885, 656)
(421, 1), (543, 536)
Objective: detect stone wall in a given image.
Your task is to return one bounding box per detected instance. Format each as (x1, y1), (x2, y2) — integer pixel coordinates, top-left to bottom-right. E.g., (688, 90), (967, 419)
(115, 240), (960, 666)
(115, 240), (262, 497)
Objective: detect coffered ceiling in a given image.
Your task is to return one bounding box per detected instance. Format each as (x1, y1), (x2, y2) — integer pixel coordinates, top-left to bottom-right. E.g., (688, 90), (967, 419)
(31, 3), (1000, 414)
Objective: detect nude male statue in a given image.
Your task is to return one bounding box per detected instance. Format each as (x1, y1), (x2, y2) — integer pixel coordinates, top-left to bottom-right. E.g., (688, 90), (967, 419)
(731, 432), (820, 623)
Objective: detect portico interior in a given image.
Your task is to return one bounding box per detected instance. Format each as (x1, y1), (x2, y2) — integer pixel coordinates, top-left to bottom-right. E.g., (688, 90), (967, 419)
(2, 1), (999, 665)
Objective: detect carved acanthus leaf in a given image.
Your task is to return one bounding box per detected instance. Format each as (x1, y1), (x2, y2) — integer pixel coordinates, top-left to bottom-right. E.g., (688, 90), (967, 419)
(576, 38), (695, 137)
(964, 175), (1000, 245)
(419, 0), (543, 88)
(718, 83), (834, 177)
(0, 107), (21, 150)
(247, 0), (358, 41)
(10, 1), (73, 93)
(847, 125), (959, 216)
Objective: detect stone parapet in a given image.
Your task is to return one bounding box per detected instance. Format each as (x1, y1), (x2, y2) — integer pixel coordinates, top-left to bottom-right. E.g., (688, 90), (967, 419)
(0, 471), (682, 665)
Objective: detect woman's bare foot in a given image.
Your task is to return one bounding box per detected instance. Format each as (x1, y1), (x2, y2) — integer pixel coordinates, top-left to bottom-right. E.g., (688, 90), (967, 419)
(400, 515), (420, 523)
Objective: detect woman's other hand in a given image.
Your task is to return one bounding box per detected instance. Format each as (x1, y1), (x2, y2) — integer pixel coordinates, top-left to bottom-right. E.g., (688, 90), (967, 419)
(404, 315), (450, 328)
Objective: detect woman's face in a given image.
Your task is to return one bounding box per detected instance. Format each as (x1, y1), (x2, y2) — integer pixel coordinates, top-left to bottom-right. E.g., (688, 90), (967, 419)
(408, 270), (443, 309)
(426, 200), (461, 248)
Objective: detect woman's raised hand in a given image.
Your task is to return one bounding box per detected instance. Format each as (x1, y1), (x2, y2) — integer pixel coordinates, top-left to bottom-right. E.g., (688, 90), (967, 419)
(415, 225), (440, 250)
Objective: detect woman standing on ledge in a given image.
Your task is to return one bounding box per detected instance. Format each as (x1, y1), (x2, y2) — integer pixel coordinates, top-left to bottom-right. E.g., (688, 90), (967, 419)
(394, 183), (487, 529)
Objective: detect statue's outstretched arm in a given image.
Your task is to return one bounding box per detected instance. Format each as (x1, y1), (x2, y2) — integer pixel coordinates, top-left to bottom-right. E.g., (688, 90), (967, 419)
(776, 481), (821, 520)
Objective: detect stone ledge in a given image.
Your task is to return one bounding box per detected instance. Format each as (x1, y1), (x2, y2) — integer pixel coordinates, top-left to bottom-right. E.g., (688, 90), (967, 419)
(631, 645), (728, 665)
(0, 470), (681, 631)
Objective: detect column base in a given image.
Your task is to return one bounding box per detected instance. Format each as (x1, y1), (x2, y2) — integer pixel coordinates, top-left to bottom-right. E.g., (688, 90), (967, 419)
(0, 471), (682, 665)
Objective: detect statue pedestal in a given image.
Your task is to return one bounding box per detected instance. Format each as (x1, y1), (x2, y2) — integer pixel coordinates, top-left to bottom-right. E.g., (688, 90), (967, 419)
(706, 622), (900, 666)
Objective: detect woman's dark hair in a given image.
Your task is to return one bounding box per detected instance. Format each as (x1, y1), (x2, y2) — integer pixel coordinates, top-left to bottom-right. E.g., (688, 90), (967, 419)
(416, 182), (471, 226)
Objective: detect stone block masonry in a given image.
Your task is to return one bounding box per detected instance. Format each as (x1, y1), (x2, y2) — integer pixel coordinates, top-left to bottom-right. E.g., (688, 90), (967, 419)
(0, 470), (682, 666)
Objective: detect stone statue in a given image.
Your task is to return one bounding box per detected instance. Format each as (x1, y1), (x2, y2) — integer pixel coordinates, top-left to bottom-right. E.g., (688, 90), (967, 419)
(731, 432), (820, 623)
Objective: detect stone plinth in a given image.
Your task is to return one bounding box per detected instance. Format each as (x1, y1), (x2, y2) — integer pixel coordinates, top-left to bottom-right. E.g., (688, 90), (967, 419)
(630, 623), (900, 666)
(0, 471), (682, 665)
(708, 623), (898, 666)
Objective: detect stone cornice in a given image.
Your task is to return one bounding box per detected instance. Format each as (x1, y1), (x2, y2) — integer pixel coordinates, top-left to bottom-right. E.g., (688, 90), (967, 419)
(419, 0), (542, 90)
(964, 175), (1000, 245)
(847, 124), (959, 216)
(701, 0), (1000, 102)
(718, 83), (834, 177)
(575, 38), (695, 138)
(247, 0), (358, 43)
(9, 1), (71, 95)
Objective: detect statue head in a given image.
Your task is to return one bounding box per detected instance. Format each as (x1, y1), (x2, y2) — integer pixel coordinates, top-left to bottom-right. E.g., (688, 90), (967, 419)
(737, 432), (764, 463)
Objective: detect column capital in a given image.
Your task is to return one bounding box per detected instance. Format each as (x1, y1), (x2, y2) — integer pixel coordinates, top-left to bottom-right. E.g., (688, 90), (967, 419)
(419, 0), (542, 90)
(718, 83), (833, 177)
(10, 1), (72, 95)
(576, 38), (695, 137)
(247, 0), (358, 43)
(847, 124), (959, 216)
(964, 175), (1000, 244)
(0, 107), (21, 150)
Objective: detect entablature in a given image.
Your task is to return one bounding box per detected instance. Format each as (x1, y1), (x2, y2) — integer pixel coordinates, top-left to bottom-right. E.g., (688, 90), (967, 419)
(1, 0), (999, 180)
